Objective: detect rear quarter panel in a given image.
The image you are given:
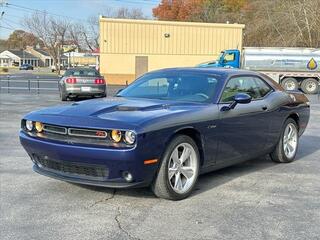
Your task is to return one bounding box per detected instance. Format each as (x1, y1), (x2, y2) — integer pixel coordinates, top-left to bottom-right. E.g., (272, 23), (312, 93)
(267, 90), (310, 149)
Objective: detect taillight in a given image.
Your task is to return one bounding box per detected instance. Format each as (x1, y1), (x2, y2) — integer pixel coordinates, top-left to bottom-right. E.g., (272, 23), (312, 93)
(66, 77), (77, 84)
(95, 78), (105, 84)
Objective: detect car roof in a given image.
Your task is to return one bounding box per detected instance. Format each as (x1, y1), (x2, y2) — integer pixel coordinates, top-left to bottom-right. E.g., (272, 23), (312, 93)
(147, 67), (281, 90)
(66, 68), (97, 71)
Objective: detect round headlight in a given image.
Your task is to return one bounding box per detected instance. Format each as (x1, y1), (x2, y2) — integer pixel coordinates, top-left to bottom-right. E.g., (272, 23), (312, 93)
(35, 122), (44, 132)
(124, 131), (136, 144)
(26, 120), (33, 131)
(111, 130), (122, 143)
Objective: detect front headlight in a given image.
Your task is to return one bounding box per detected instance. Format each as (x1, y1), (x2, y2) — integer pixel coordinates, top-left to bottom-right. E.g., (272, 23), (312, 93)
(26, 120), (33, 131)
(35, 122), (44, 132)
(124, 131), (136, 145)
(111, 130), (122, 143)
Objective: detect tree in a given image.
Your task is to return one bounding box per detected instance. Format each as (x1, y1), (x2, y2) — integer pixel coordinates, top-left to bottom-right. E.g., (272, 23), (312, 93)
(152, 0), (320, 48)
(5, 30), (42, 49)
(114, 7), (146, 19)
(24, 12), (70, 74)
(153, 0), (205, 21)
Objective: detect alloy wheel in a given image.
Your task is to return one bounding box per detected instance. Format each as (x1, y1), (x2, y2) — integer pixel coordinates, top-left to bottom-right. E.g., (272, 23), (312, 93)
(168, 143), (198, 194)
(283, 123), (298, 159)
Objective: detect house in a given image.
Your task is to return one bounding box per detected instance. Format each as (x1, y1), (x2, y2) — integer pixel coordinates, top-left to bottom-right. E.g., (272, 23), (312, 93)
(0, 55), (13, 67)
(0, 50), (39, 67)
(26, 47), (53, 67)
(26, 47), (68, 67)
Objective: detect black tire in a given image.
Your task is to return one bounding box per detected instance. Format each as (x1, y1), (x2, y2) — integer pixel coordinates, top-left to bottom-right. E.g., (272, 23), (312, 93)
(281, 78), (299, 91)
(59, 89), (67, 101)
(270, 118), (299, 163)
(300, 78), (319, 94)
(152, 135), (200, 200)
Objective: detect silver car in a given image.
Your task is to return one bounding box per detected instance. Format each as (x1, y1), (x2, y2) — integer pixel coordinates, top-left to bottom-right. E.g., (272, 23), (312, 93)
(59, 68), (106, 101)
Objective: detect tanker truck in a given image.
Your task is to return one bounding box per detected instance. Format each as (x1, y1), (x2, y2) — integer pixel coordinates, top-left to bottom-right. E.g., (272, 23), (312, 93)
(198, 47), (320, 94)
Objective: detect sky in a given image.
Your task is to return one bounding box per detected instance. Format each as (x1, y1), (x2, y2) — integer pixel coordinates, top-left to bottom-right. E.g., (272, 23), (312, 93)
(0, 0), (161, 39)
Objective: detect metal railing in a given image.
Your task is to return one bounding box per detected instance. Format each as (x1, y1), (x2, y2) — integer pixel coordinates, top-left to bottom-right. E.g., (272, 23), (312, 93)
(0, 78), (59, 93)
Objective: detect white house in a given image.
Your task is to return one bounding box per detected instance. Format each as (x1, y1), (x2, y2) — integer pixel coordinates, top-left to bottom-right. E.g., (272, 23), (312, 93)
(0, 50), (40, 67)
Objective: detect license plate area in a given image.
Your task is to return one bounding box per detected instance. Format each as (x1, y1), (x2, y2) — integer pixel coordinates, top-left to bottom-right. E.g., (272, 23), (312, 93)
(81, 87), (91, 92)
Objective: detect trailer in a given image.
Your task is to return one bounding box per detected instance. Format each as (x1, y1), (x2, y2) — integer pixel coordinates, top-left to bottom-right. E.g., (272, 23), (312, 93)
(198, 47), (320, 94)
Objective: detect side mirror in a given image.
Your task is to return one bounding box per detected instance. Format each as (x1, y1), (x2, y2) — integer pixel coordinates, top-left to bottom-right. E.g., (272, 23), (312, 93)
(234, 93), (252, 104)
(115, 88), (124, 96)
(221, 93), (252, 111)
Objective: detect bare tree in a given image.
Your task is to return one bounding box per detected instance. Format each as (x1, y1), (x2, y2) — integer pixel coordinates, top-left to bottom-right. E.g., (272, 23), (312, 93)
(24, 12), (70, 74)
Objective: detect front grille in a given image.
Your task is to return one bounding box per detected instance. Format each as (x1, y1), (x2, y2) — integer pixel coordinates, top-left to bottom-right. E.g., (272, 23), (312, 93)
(25, 123), (134, 148)
(43, 124), (67, 135)
(68, 128), (107, 139)
(34, 156), (108, 180)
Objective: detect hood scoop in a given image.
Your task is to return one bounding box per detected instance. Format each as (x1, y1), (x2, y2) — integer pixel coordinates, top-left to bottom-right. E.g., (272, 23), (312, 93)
(115, 106), (141, 111)
(115, 104), (170, 112)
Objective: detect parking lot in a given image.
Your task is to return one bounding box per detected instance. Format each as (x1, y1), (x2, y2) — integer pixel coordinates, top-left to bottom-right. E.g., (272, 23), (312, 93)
(1, 92), (319, 240)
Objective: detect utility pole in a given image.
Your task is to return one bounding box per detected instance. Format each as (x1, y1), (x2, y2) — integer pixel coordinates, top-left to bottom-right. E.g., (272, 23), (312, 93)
(0, 1), (5, 41)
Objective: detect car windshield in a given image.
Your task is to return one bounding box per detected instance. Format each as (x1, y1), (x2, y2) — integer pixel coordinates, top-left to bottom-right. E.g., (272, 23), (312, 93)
(118, 72), (221, 103)
(64, 69), (100, 77)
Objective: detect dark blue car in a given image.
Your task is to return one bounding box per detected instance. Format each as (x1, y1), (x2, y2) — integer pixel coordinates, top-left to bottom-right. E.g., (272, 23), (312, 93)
(19, 63), (34, 70)
(20, 68), (310, 200)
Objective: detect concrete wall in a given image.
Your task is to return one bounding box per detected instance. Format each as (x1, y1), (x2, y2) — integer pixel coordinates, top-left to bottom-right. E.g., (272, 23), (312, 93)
(100, 18), (244, 85)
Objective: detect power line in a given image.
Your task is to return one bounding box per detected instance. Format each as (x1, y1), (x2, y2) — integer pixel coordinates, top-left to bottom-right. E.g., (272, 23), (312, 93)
(0, 25), (15, 30)
(1, 18), (15, 29)
(5, 3), (88, 22)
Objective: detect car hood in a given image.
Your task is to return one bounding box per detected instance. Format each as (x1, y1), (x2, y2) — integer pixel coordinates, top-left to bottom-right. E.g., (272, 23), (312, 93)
(24, 97), (212, 132)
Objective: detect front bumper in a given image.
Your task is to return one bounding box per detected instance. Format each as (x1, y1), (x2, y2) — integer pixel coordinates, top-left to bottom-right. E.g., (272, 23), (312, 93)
(19, 131), (159, 188)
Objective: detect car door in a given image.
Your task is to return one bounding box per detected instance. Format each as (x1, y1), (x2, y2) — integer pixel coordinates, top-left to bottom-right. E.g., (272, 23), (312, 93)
(215, 75), (273, 164)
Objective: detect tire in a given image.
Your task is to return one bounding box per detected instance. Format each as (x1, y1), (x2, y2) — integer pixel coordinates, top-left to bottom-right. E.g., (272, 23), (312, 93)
(59, 89), (67, 101)
(281, 78), (299, 91)
(152, 135), (200, 200)
(300, 78), (319, 94)
(270, 118), (299, 163)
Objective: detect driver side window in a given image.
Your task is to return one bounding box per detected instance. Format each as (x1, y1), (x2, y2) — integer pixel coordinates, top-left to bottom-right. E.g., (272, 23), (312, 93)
(223, 53), (235, 62)
(221, 76), (263, 102)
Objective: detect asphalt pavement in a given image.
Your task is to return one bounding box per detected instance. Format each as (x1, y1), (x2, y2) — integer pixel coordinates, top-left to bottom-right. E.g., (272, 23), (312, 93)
(0, 93), (319, 240)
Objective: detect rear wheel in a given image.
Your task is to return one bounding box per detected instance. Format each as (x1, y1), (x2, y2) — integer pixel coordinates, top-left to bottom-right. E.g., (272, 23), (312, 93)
(270, 118), (299, 163)
(59, 89), (67, 101)
(152, 135), (200, 200)
(301, 78), (319, 94)
(281, 78), (299, 91)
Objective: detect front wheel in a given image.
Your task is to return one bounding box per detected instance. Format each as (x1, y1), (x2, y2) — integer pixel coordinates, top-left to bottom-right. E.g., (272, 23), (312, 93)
(152, 135), (200, 200)
(270, 118), (299, 163)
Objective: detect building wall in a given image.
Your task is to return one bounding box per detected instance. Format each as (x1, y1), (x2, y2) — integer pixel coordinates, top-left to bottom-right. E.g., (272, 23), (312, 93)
(100, 18), (244, 85)
(69, 56), (96, 66)
(26, 48), (51, 67)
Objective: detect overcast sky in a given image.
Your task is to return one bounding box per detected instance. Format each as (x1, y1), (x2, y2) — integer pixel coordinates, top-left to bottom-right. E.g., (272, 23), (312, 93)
(0, 0), (160, 39)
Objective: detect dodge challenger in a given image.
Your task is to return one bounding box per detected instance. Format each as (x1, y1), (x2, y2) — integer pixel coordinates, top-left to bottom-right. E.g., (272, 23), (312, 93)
(20, 68), (310, 200)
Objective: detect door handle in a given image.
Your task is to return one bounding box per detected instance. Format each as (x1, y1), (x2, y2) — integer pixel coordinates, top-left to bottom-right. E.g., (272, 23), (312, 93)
(262, 106), (268, 111)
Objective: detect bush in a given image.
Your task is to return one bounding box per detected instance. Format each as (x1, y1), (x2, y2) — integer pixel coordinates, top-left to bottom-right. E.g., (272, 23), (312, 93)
(0, 67), (9, 73)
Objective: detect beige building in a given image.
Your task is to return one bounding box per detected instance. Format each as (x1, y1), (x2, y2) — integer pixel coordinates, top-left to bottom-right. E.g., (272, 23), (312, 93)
(99, 17), (245, 85)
